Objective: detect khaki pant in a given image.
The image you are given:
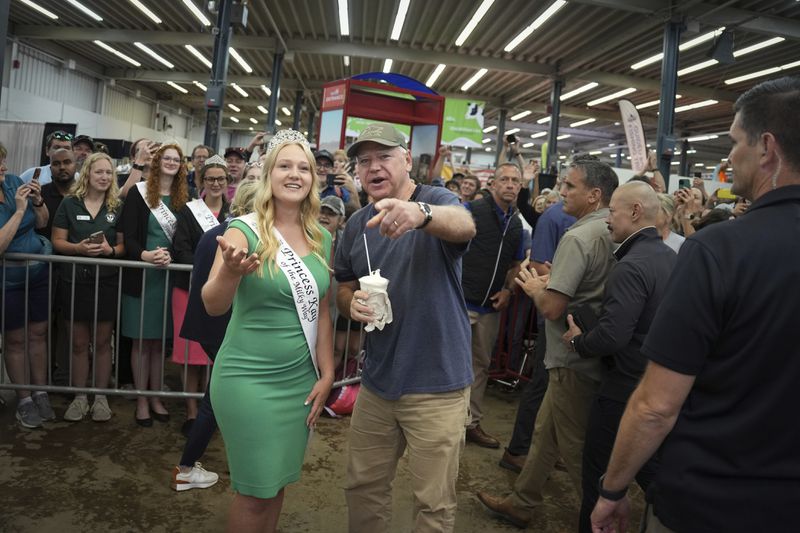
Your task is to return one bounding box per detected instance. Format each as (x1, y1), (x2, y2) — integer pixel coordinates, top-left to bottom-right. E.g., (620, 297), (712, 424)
(345, 385), (470, 533)
(642, 505), (677, 533)
(510, 367), (600, 511)
(468, 310), (500, 427)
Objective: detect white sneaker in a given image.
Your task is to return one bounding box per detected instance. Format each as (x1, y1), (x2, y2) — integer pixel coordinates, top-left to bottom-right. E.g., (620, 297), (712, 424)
(91, 397), (113, 422)
(171, 462), (219, 492)
(64, 396), (90, 422)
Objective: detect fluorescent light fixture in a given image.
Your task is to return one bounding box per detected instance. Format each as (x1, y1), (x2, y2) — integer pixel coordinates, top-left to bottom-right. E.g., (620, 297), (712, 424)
(390, 0), (410, 40)
(705, 166), (716, 169)
(228, 103), (241, 112)
(461, 68), (488, 91)
(338, 0), (350, 36)
(608, 143), (616, 147)
(166, 81), (187, 94)
(631, 27), (724, 69)
(275, 119), (282, 126)
(695, 163), (704, 167)
(531, 131), (547, 138)
(503, 0), (567, 52)
(129, 0), (162, 24)
(343, 55), (350, 67)
(257, 105), (268, 114)
(506, 128), (520, 135)
(134, 42), (174, 68)
(229, 48), (253, 73)
(725, 60), (800, 85)
(455, 0), (494, 46)
(671, 161), (680, 166)
(537, 116), (551, 124)
(482, 138), (492, 144)
(734, 37), (785, 57)
(589, 150), (603, 155)
(559, 155), (567, 160)
(281, 107), (292, 116)
(231, 83), (249, 97)
(522, 142), (534, 148)
(193, 80), (207, 91)
(674, 99), (717, 113)
(483, 126), (497, 133)
(181, 0), (211, 26)
(425, 64), (446, 87)
(383, 58), (393, 73)
(93, 41), (141, 67)
(184, 45), (212, 69)
(678, 59), (719, 77)
(687, 134), (718, 142)
(557, 134), (571, 140)
(20, 0), (58, 19)
(636, 94), (682, 109)
(687, 149), (697, 154)
(249, 127), (254, 131)
(587, 88), (636, 106)
(230, 117), (240, 123)
(560, 82), (599, 101)
(510, 110), (532, 121)
(569, 118), (596, 128)
(249, 117), (258, 124)
(261, 85), (272, 96)
(66, 0), (103, 21)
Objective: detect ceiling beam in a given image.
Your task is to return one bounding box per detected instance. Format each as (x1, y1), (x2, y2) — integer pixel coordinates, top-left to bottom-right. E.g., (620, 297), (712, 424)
(569, 0), (800, 40)
(584, 71), (740, 102)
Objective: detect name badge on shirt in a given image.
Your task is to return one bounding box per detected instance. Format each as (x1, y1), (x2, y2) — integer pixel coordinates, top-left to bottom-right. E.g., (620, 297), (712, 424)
(76, 215), (90, 221)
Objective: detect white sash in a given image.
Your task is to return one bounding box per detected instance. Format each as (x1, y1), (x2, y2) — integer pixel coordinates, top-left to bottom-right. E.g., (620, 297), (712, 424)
(186, 198), (220, 233)
(136, 181), (177, 242)
(236, 213), (320, 378)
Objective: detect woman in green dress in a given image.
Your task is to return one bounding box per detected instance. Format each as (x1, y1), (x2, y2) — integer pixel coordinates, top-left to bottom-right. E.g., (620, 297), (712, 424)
(203, 130), (335, 533)
(119, 144), (189, 426)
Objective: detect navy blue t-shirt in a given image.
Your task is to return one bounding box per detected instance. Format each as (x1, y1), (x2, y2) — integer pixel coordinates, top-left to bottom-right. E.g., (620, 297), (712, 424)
(334, 185), (473, 400)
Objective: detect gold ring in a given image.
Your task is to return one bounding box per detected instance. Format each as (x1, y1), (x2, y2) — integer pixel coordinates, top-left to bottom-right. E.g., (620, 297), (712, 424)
(393, 221), (400, 227)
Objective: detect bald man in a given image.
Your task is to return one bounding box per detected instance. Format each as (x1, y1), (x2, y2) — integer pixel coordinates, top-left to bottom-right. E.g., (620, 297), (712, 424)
(561, 181), (678, 532)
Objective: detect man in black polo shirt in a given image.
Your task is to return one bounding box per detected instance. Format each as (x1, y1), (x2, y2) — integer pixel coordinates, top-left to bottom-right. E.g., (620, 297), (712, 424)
(462, 162), (525, 448)
(37, 148), (75, 239)
(591, 76), (800, 533)
(559, 181), (677, 532)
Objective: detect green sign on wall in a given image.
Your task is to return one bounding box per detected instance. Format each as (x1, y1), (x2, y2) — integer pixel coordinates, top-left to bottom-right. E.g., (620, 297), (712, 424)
(441, 99), (485, 148)
(345, 117), (411, 140)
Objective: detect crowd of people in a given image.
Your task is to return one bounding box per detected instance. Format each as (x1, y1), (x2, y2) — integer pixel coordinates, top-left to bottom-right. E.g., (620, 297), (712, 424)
(1, 75), (799, 533)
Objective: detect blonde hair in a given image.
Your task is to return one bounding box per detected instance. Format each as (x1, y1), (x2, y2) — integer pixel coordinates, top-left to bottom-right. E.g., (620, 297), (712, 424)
(70, 152), (121, 213)
(229, 179), (259, 217)
(252, 141), (327, 276)
(145, 144), (189, 212)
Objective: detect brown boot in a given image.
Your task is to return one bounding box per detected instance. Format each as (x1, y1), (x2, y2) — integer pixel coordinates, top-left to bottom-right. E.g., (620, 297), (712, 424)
(499, 448), (527, 473)
(466, 424), (500, 448)
(476, 491), (530, 528)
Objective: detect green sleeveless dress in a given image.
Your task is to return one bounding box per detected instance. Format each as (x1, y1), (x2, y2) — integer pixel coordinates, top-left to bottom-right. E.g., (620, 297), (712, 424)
(210, 219), (331, 498)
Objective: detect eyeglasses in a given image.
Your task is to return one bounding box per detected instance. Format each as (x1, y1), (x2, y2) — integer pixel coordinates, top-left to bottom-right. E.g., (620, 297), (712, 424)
(51, 131), (73, 141)
(204, 176), (227, 184)
(246, 162), (262, 169)
(316, 161), (333, 170)
(162, 156), (182, 163)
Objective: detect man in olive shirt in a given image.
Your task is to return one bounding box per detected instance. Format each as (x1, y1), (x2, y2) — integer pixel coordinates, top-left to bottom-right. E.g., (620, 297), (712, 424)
(477, 155), (618, 528)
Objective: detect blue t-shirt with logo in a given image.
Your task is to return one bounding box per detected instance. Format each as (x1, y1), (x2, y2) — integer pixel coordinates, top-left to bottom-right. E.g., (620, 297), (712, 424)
(334, 185), (473, 400)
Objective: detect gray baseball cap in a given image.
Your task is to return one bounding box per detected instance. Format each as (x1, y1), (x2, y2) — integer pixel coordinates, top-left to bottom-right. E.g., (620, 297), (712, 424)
(346, 123), (408, 158)
(320, 195), (346, 216)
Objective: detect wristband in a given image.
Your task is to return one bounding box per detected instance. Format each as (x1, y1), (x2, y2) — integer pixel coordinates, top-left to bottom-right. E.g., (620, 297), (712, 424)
(598, 474), (628, 501)
(132, 163), (145, 171)
(32, 200), (44, 207)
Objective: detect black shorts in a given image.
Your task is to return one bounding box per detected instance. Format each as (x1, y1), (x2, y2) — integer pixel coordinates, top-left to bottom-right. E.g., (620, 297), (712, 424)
(59, 275), (120, 322)
(335, 315), (363, 332)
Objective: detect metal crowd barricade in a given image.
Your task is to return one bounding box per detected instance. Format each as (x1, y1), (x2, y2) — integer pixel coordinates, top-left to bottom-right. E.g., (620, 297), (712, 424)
(0, 252), (363, 402)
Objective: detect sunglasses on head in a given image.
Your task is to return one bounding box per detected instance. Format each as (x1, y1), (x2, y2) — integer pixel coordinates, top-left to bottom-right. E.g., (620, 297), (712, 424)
(51, 131), (74, 141)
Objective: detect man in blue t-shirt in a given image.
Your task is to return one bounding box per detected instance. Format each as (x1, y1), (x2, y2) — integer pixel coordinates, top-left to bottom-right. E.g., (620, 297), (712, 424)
(335, 123), (476, 533)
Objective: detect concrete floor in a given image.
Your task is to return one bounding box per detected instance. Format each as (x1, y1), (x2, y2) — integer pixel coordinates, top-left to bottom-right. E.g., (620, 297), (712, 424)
(0, 381), (643, 532)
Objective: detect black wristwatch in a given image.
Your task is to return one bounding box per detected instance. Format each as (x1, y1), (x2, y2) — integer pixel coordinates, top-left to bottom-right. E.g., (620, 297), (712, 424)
(415, 202), (432, 229)
(132, 163), (146, 171)
(598, 474), (628, 501)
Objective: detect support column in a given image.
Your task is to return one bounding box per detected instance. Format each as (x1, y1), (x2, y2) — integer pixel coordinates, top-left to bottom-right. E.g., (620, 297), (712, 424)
(203, 0), (233, 152)
(465, 147), (472, 165)
(494, 109), (507, 167)
(292, 91), (303, 131)
(655, 18), (683, 189)
(679, 139), (690, 177)
(616, 148), (623, 168)
(0, 0), (9, 105)
(306, 109), (315, 142)
(267, 45), (284, 135)
(546, 79), (563, 173)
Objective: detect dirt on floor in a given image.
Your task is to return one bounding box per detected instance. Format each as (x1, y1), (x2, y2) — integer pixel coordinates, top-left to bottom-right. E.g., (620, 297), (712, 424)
(0, 381), (643, 533)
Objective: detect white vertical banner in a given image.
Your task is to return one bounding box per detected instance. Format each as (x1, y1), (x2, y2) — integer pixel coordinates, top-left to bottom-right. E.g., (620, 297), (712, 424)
(618, 99), (648, 174)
